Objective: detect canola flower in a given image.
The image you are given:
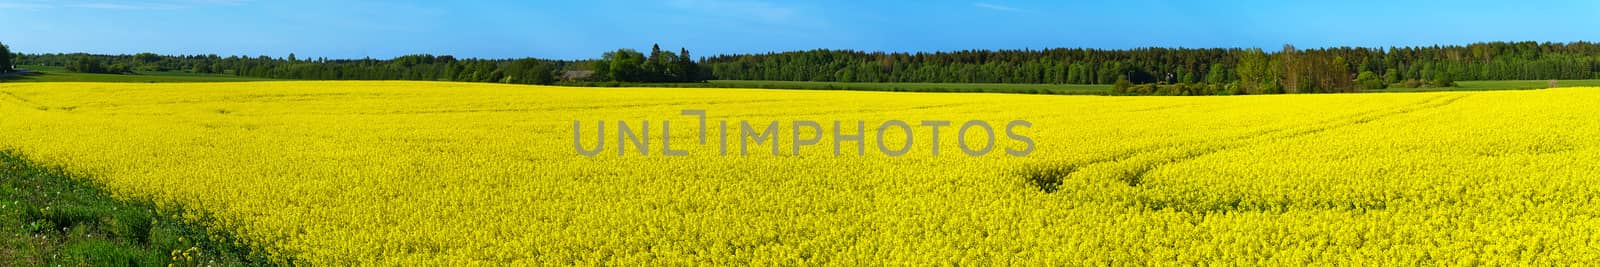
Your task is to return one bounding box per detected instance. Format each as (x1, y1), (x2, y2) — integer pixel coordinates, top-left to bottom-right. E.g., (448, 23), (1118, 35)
(0, 81), (1597, 265)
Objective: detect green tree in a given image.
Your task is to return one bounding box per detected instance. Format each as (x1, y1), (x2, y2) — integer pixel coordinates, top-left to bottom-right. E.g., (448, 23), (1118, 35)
(835, 68), (854, 82)
(604, 49), (646, 82)
(677, 47), (699, 82)
(643, 43), (664, 81)
(1204, 63), (1227, 84)
(527, 63), (554, 85)
(1402, 79), (1423, 88)
(1235, 48), (1271, 94)
(1327, 55), (1351, 92)
(66, 56), (107, 74)
(502, 59), (555, 85)
(134, 52), (162, 64)
(1431, 76), (1454, 87)
(590, 60), (611, 81)
(1356, 71), (1386, 90)
(1112, 75), (1132, 95)
(0, 41), (10, 72)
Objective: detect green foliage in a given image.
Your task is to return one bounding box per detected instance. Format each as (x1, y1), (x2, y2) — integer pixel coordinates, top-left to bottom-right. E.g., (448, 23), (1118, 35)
(502, 58), (556, 85)
(1356, 71), (1386, 90)
(698, 41), (1600, 92)
(561, 80), (1112, 95)
(65, 57), (97, 73)
(1235, 48), (1273, 94)
(592, 44), (705, 82)
(0, 151), (274, 266)
(23, 51), (568, 85)
(1409, 79), (1600, 91)
(1204, 63), (1228, 84)
(604, 49), (646, 82)
(0, 40), (11, 72)
(834, 69), (854, 82)
(3, 65), (271, 83)
(678, 48), (700, 81)
(551, 78), (1600, 97)
(1109, 81), (1240, 96)
(1402, 79), (1424, 88)
(14, 40), (1600, 95)
(1112, 76), (1132, 94)
(1261, 80), (1285, 94)
(61, 240), (165, 266)
(1358, 79), (1600, 92)
(132, 52), (161, 64)
(1431, 76), (1455, 87)
(1224, 82), (1244, 95)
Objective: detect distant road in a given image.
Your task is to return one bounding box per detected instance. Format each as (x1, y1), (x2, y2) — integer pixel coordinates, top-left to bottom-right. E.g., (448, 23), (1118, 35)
(0, 69), (31, 76)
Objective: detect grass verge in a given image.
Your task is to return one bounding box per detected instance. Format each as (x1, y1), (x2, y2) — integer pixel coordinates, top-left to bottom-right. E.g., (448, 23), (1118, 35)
(558, 80), (1113, 95)
(0, 150), (276, 266)
(561, 79), (1600, 95)
(1, 65), (273, 83)
(6, 64), (1594, 96)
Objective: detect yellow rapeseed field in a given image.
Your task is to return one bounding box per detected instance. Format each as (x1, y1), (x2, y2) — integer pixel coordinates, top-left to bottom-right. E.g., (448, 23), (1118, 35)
(1, 81), (1598, 265)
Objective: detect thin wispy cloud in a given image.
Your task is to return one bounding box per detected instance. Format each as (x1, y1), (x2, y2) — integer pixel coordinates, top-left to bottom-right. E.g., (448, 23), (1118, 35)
(973, 2), (1025, 13)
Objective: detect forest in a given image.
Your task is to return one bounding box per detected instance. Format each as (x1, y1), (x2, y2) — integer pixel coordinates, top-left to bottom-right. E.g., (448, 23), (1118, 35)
(15, 43), (703, 85)
(701, 41), (1600, 94)
(12, 41), (1600, 95)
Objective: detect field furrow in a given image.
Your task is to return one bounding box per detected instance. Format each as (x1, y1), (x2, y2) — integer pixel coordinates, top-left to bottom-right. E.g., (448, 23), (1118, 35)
(0, 81), (1595, 265)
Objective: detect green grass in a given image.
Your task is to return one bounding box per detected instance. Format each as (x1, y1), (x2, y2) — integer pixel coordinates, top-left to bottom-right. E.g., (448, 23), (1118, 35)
(707, 80), (1113, 94)
(1452, 79), (1600, 90)
(1356, 79), (1600, 93)
(559, 80), (1113, 95)
(8, 64), (1595, 96)
(564, 79), (1600, 95)
(0, 150), (275, 266)
(2, 65), (273, 83)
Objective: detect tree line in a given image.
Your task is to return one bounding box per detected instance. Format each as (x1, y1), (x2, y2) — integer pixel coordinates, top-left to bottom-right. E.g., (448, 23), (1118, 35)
(701, 41), (1600, 94)
(585, 44), (708, 82)
(14, 43), (705, 85)
(12, 40), (1600, 95)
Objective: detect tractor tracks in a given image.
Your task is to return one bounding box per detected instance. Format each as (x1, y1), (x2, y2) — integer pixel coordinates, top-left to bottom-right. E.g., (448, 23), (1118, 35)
(1025, 94), (1470, 191)
(0, 91), (50, 111)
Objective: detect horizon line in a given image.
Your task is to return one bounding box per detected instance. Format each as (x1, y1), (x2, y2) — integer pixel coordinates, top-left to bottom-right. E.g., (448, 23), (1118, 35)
(13, 40), (1597, 61)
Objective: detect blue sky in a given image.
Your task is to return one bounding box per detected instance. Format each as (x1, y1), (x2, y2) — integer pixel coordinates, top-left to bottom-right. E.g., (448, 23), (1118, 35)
(1, 0), (1597, 60)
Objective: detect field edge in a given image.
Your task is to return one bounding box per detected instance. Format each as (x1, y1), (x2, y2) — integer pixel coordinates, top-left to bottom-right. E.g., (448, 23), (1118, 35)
(0, 150), (284, 266)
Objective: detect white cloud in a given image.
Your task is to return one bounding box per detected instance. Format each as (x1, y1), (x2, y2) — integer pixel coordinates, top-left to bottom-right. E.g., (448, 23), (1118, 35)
(974, 2), (1025, 13)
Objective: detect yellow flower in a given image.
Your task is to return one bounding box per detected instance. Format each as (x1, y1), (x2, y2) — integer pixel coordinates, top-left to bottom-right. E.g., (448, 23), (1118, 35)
(1, 81), (1597, 264)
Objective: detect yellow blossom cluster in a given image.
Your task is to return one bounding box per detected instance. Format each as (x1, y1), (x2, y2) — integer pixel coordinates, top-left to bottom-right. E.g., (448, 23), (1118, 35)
(1, 81), (1596, 265)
